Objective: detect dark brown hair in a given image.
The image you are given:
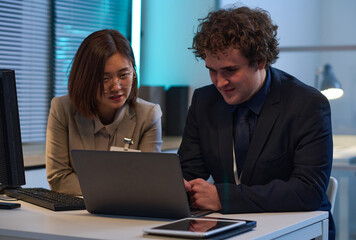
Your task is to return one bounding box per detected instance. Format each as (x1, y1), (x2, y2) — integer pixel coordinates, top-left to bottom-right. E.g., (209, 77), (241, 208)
(68, 29), (138, 117)
(192, 7), (279, 67)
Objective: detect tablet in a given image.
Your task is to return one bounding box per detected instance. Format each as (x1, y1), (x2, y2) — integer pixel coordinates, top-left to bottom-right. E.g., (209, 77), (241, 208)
(143, 217), (246, 238)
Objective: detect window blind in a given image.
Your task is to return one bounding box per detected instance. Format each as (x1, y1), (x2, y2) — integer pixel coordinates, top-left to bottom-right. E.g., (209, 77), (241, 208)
(54, 0), (132, 96)
(0, 0), (51, 143)
(0, 0), (132, 143)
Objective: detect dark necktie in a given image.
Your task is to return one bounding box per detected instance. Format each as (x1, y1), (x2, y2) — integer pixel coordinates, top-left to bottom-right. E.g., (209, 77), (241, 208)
(234, 106), (250, 176)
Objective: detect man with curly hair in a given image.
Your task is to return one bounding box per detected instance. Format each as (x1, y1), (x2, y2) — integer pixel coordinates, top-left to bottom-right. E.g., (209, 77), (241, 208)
(178, 6), (335, 239)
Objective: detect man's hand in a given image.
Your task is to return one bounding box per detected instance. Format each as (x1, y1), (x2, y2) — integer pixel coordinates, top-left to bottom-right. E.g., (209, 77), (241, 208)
(187, 178), (222, 211)
(184, 179), (192, 191)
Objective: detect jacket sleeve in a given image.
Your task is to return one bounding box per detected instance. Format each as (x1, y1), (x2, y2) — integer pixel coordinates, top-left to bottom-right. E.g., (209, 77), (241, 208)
(178, 91), (211, 181)
(46, 97), (82, 196)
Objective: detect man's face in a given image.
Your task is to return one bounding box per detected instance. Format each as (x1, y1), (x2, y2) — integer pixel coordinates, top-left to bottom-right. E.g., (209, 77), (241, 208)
(205, 47), (266, 105)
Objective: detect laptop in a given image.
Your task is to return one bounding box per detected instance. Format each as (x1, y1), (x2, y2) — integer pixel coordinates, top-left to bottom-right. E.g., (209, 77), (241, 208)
(71, 149), (212, 219)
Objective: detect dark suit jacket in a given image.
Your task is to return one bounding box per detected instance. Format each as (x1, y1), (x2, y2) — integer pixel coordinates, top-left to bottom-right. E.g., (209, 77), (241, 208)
(178, 67), (335, 238)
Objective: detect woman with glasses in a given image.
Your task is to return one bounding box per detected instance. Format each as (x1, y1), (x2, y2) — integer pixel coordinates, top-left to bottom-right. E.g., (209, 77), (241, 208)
(46, 29), (162, 195)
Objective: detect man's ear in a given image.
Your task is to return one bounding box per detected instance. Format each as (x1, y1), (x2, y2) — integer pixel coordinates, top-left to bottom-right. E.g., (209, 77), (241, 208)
(257, 60), (267, 70)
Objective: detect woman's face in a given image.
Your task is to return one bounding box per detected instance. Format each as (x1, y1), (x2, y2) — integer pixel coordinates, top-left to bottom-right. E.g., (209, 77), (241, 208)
(96, 53), (133, 119)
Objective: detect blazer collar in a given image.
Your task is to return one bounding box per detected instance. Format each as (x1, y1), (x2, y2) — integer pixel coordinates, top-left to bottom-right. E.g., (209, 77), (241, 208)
(241, 68), (281, 183)
(74, 106), (136, 150)
(74, 111), (95, 150)
(111, 107), (137, 147)
(216, 97), (236, 183)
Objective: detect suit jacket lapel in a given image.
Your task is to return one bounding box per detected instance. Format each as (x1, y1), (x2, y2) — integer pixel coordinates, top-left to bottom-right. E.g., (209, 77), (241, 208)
(74, 111), (95, 150)
(216, 99), (235, 183)
(74, 106), (136, 149)
(111, 107), (136, 147)
(242, 74), (281, 184)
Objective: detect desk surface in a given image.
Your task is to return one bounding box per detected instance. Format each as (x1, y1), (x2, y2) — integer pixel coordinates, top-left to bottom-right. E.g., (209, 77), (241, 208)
(0, 201), (328, 240)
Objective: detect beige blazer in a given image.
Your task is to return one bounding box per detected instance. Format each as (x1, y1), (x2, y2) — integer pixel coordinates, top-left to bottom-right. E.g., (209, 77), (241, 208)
(46, 95), (162, 195)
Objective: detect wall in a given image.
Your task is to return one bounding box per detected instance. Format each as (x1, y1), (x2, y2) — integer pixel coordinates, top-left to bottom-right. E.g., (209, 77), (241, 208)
(140, 0), (216, 93)
(141, 0), (322, 91)
(220, 0), (356, 135)
(219, 0), (321, 87)
(140, 0), (356, 134)
(319, 0), (356, 134)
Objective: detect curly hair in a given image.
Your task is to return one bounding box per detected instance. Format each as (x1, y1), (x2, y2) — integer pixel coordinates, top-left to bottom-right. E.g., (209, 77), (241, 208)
(192, 7), (279, 67)
(68, 29), (138, 118)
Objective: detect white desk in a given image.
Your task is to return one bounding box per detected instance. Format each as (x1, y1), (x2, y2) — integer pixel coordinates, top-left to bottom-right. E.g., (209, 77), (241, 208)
(332, 135), (356, 240)
(0, 201), (328, 240)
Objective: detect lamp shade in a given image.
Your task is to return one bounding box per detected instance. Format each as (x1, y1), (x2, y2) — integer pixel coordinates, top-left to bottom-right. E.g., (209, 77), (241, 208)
(320, 64), (344, 100)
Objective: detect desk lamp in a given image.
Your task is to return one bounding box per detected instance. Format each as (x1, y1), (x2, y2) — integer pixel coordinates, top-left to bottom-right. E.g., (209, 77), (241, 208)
(315, 64), (344, 100)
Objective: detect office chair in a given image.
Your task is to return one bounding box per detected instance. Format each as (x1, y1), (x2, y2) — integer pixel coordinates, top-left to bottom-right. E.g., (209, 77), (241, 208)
(326, 176), (338, 214)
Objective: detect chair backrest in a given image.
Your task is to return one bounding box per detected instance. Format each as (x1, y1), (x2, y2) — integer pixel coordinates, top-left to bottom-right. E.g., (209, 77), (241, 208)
(326, 176), (338, 214)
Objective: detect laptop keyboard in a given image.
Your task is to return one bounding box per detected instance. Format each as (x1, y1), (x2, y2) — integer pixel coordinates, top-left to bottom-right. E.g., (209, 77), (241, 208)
(190, 207), (213, 217)
(5, 187), (86, 211)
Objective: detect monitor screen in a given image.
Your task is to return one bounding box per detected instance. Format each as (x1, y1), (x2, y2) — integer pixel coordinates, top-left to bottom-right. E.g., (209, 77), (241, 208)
(0, 69), (25, 193)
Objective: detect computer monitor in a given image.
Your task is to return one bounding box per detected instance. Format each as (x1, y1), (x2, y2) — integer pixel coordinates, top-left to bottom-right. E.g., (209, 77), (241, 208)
(0, 69), (26, 193)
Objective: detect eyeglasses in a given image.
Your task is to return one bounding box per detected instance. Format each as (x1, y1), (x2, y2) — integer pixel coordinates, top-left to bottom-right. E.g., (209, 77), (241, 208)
(103, 71), (133, 92)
